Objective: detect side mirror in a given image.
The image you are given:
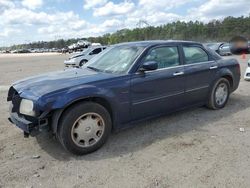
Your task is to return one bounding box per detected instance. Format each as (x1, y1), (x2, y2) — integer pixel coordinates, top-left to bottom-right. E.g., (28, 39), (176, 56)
(139, 61), (158, 72)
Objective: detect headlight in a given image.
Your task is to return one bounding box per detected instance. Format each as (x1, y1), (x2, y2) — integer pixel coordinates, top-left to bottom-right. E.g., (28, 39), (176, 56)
(19, 99), (35, 116)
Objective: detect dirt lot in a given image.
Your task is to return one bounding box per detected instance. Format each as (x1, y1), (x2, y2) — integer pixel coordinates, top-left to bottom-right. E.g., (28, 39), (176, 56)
(0, 53), (250, 188)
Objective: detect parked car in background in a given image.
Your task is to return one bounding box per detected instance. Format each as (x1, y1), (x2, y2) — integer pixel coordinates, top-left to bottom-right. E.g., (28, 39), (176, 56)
(67, 40), (91, 53)
(0, 50), (10, 53)
(218, 43), (232, 56)
(12, 49), (31, 53)
(244, 59), (250, 80)
(7, 41), (241, 155)
(64, 46), (106, 67)
(205, 42), (232, 56)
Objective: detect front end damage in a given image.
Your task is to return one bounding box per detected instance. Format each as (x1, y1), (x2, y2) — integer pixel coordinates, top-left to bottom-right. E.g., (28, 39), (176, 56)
(7, 86), (50, 137)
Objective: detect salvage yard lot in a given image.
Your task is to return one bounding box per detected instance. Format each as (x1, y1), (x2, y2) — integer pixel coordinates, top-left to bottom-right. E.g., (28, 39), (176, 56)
(0, 53), (250, 188)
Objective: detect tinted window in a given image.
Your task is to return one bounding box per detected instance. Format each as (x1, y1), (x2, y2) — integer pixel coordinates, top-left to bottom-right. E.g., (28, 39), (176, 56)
(183, 46), (209, 64)
(144, 46), (180, 69)
(90, 48), (102, 55)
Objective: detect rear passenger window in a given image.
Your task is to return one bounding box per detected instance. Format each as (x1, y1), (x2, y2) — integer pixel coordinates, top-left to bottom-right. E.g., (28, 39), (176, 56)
(144, 46), (180, 69)
(183, 46), (209, 64)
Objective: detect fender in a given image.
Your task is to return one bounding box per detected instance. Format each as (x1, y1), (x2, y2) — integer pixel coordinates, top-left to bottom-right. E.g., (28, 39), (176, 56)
(36, 85), (117, 112)
(211, 67), (234, 91)
(45, 86), (118, 134)
(37, 84), (125, 133)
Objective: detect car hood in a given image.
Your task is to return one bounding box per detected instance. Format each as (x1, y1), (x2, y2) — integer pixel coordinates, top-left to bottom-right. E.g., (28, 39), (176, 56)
(70, 53), (85, 59)
(12, 68), (114, 98)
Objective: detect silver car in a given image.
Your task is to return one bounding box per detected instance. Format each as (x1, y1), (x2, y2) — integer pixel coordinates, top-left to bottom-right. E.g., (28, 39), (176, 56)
(218, 43), (232, 56)
(64, 46), (106, 67)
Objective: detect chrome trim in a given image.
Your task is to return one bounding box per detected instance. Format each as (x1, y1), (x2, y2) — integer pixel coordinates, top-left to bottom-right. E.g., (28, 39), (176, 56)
(186, 85), (209, 93)
(184, 61), (215, 67)
(135, 61), (216, 74)
(132, 91), (184, 105)
(135, 65), (183, 74)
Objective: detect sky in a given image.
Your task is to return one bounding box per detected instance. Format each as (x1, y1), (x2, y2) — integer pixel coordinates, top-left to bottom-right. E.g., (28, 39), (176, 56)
(0, 0), (250, 46)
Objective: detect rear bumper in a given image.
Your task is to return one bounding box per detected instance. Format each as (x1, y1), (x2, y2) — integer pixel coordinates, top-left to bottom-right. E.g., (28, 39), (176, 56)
(8, 112), (48, 136)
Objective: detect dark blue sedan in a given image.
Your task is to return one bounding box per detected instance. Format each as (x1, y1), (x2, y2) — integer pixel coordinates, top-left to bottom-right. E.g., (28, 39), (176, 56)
(7, 41), (241, 155)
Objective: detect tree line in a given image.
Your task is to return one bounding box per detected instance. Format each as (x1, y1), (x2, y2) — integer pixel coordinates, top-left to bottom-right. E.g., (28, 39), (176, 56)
(2, 15), (250, 50)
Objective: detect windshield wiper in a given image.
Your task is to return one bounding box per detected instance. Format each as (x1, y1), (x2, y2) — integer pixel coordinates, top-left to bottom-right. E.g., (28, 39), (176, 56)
(87, 66), (101, 72)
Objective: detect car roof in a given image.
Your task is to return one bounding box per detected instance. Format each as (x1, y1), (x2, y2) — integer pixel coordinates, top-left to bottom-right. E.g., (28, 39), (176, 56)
(114, 40), (202, 47)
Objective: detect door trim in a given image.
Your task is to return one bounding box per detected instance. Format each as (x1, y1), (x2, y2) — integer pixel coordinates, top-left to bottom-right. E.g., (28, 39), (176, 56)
(134, 61), (215, 74)
(186, 85), (210, 93)
(132, 91), (185, 105)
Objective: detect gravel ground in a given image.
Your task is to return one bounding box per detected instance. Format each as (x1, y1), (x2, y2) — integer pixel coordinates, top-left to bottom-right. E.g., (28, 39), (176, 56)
(0, 53), (250, 188)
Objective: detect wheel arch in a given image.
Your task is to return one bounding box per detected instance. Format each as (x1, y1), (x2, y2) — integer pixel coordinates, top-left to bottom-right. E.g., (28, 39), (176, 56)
(51, 96), (114, 135)
(79, 59), (88, 66)
(215, 68), (234, 91)
(80, 59), (88, 62)
(221, 74), (233, 90)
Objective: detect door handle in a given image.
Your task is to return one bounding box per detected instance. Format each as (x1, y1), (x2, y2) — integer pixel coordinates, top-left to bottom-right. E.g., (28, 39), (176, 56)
(210, 66), (218, 70)
(173, 71), (184, 76)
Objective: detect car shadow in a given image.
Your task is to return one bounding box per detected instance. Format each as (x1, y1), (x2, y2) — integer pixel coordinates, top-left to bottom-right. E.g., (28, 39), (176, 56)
(35, 93), (250, 161)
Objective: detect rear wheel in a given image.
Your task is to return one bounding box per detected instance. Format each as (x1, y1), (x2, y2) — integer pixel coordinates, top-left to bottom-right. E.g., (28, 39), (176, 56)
(58, 102), (112, 155)
(207, 78), (230, 110)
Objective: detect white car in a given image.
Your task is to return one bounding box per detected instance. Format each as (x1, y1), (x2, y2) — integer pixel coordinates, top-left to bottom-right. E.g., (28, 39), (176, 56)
(244, 59), (250, 80)
(64, 46), (106, 67)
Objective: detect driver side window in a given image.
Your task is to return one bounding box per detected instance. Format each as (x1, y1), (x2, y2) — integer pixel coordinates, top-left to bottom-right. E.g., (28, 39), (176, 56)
(144, 46), (180, 69)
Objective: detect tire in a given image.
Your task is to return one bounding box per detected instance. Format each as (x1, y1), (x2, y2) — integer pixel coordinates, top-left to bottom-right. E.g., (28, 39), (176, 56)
(79, 60), (87, 67)
(207, 78), (230, 110)
(58, 102), (112, 155)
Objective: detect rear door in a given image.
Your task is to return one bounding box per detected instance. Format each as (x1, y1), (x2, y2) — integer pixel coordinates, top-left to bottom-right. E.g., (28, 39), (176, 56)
(130, 45), (185, 120)
(182, 45), (218, 105)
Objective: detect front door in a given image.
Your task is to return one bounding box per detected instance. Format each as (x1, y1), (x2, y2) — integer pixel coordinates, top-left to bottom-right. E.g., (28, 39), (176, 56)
(130, 45), (185, 121)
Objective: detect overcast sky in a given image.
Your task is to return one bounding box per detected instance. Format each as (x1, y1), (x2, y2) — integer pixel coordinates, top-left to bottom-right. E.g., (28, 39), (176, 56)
(0, 0), (250, 46)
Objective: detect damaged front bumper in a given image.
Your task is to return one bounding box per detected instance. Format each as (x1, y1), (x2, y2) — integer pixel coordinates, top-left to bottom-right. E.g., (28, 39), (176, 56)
(8, 112), (49, 137)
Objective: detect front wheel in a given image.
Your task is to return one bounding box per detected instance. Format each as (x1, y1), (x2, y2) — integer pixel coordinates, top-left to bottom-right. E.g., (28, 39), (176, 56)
(79, 60), (87, 67)
(207, 78), (230, 110)
(58, 102), (112, 155)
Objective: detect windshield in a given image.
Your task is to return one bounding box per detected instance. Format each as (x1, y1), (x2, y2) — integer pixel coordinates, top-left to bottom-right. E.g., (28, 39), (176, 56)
(84, 45), (145, 74)
(70, 48), (90, 59)
(80, 48), (91, 55)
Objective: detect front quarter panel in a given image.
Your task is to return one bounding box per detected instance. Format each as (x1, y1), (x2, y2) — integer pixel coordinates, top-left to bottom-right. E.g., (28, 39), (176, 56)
(37, 75), (131, 128)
